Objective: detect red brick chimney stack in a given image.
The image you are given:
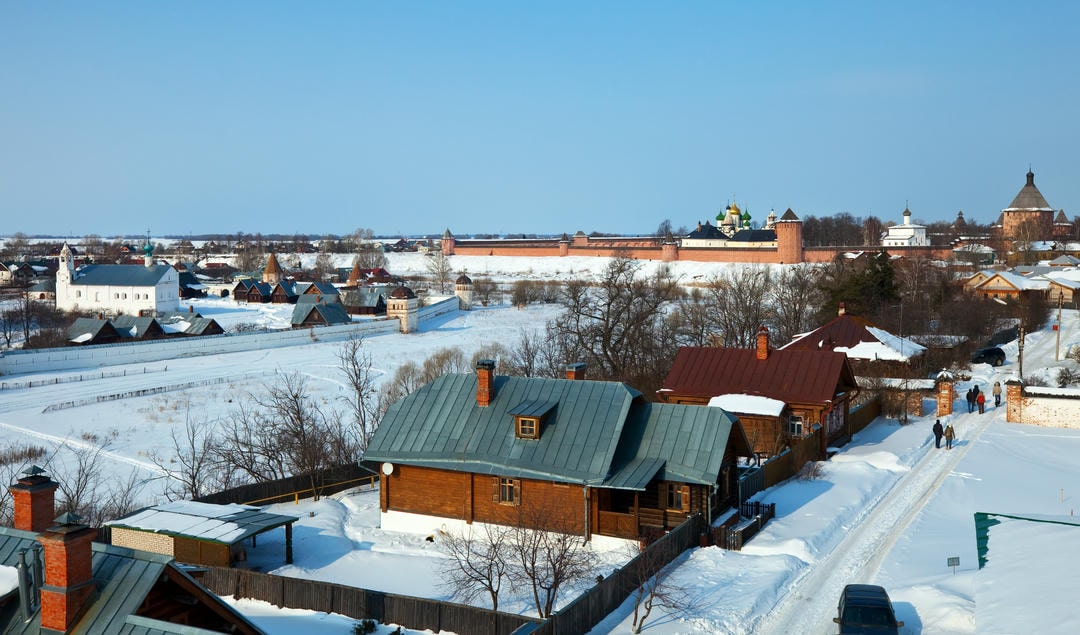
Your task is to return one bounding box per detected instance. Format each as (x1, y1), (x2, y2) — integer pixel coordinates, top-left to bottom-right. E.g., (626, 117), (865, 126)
(565, 362), (587, 381)
(38, 512), (97, 633)
(756, 326), (770, 361)
(476, 359), (496, 407)
(10, 465), (58, 533)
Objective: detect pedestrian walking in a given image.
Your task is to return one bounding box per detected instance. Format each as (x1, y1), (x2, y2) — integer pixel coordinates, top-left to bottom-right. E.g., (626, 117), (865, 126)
(977, 390), (986, 414)
(993, 381), (1002, 407)
(944, 423), (956, 450)
(966, 388), (976, 413)
(933, 419), (944, 449)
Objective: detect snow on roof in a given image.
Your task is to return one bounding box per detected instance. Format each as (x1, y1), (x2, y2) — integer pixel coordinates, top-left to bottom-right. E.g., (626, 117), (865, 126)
(1021, 385), (1080, 398)
(833, 326), (926, 362)
(707, 393), (786, 417)
(107, 500), (296, 545)
(70, 332), (94, 343)
(0, 565), (16, 597)
(160, 320), (191, 334)
(976, 517), (1080, 633)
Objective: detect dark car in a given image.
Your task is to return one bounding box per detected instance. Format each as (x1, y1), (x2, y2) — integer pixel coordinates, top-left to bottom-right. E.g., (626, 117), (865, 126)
(971, 346), (1006, 367)
(834, 584), (904, 634)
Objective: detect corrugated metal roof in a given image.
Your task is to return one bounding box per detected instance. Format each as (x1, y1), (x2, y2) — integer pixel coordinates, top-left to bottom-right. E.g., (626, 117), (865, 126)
(508, 399), (558, 418)
(70, 264), (174, 287)
(106, 501), (297, 545)
(661, 346), (857, 405)
(290, 301), (351, 326)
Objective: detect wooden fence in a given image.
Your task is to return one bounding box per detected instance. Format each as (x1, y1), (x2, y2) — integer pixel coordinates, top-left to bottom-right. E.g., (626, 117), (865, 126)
(194, 462), (379, 506)
(533, 514), (707, 635)
(763, 427), (823, 489)
(197, 566), (542, 635)
(714, 502), (776, 551)
(196, 515), (708, 635)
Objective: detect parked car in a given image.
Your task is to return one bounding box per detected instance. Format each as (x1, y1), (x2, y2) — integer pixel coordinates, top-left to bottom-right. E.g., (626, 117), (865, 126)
(834, 584), (903, 634)
(971, 346), (1006, 366)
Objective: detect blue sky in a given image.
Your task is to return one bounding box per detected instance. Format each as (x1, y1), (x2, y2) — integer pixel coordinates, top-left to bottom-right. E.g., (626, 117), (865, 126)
(2, 2), (1077, 238)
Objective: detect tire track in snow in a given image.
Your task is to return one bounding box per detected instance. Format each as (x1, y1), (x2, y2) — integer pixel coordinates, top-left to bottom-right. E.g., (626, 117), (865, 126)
(0, 419), (163, 475)
(752, 410), (997, 634)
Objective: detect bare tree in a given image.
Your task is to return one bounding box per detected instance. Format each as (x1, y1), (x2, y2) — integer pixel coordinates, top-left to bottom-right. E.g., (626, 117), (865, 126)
(439, 523), (513, 610)
(217, 372), (357, 498)
(312, 252), (335, 281)
(770, 264), (824, 345)
(149, 409), (223, 500)
(551, 257), (680, 391)
(504, 326), (567, 378)
(426, 251), (453, 293)
(506, 506), (597, 618)
(472, 277), (499, 306)
(699, 266), (773, 348)
(337, 335), (383, 453)
(623, 543), (692, 634)
(0, 307), (19, 348)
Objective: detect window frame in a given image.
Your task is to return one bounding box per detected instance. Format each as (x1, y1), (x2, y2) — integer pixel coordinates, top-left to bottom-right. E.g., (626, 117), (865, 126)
(516, 416), (540, 439)
(493, 477), (521, 505)
(789, 414), (805, 437)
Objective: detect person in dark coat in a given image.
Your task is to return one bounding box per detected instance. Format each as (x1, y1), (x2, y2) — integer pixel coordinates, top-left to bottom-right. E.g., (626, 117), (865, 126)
(966, 388), (976, 413)
(932, 419), (944, 448)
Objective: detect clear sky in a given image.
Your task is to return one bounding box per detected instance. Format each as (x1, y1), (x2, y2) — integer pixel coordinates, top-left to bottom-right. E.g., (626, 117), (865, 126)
(2, 2), (1077, 238)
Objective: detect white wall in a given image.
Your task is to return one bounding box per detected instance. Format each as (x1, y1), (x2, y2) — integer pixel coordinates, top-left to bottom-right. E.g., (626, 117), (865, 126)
(1018, 395), (1080, 428)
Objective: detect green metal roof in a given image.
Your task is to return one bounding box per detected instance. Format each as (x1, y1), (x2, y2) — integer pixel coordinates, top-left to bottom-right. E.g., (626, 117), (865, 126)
(0, 526), (264, 635)
(365, 373), (750, 489)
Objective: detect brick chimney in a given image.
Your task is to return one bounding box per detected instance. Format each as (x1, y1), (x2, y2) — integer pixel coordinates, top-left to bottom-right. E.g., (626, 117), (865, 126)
(476, 359), (496, 407)
(10, 465), (58, 533)
(38, 512), (96, 633)
(756, 326), (770, 361)
(565, 362), (587, 381)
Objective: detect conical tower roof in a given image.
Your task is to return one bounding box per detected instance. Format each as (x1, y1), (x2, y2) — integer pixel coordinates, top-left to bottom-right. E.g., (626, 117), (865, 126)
(262, 252), (283, 283)
(347, 261), (362, 286)
(1004, 170), (1053, 212)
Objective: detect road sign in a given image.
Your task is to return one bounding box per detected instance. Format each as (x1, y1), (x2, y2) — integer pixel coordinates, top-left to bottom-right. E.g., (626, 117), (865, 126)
(948, 556), (960, 573)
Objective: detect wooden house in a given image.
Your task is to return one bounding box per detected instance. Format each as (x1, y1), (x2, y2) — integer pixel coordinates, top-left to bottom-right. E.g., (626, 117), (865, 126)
(364, 361), (753, 541)
(109, 315), (167, 340)
(106, 500), (298, 568)
(270, 280), (299, 304)
(231, 277), (254, 300)
(3, 468), (264, 634)
(973, 271), (1049, 300)
(780, 306), (926, 377)
(291, 299), (352, 328)
(657, 328), (859, 457)
(339, 286), (389, 315)
(66, 318), (123, 346)
(244, 281), (272, 303)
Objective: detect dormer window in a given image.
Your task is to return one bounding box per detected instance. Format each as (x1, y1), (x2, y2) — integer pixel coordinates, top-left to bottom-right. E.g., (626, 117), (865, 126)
(508, 400), (557, 440)
(517, 417), (539, 439)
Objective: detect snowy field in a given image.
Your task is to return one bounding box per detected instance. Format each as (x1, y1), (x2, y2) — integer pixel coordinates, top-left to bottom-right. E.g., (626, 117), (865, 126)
(2, 254), (1080, 633)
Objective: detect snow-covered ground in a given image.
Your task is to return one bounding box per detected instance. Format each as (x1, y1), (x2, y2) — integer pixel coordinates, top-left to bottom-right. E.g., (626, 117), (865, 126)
(2, 254), (1079, 634)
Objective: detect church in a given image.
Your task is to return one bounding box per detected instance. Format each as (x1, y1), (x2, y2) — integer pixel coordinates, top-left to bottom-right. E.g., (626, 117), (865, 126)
(55, 240), (180, 316)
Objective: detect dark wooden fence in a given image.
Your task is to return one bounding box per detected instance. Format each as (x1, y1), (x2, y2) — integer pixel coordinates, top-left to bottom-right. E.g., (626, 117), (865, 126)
(197, 566), (542, 635)
(849, 398), (882, 434)
(531, 514), (708, 635)
(194, 462), (379, 506)
(714, 502), (776, 550)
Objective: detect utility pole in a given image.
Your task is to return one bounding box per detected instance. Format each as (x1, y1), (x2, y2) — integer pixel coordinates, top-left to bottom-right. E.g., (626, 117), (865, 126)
(1056, 293), (1063, 361)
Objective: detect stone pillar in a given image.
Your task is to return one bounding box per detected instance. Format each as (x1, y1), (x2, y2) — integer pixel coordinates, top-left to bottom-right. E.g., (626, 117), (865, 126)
(661, 241), (679, 262)
(936, 376), (955, 416)
(454, 274), (472, 311)
(1006, 379), (1023, 423)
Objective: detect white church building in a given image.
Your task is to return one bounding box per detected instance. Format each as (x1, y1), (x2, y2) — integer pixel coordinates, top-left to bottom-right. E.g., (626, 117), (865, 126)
(55, 241), (180, 315)
(881, 207), (930, 247)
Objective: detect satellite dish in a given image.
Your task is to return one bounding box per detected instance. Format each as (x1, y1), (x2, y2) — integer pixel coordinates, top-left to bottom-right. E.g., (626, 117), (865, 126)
(381, 462), (395, 476)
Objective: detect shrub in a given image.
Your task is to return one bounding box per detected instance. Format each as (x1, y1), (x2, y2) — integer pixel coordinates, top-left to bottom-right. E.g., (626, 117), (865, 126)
(352, 619), (377, 634)
(797, 461), (825, 481)
(1058, 367), (1080, 388)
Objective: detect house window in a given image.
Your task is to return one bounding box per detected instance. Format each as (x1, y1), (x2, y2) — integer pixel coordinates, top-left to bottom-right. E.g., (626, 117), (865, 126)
(664, 483), (690, 512)
(494, 477), (520, 505)
(789, 415), (805, 437)
(516, 417), (540, 439)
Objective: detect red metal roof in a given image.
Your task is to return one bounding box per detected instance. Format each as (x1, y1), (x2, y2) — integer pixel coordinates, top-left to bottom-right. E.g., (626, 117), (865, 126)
(781, 314), (879, 352)
(660, 346), (857, 405)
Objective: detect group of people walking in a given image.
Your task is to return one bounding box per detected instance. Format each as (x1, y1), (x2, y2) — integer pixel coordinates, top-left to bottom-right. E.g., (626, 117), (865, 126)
(937, 381), (1004, 450)
(965, 381), (1002, 414)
